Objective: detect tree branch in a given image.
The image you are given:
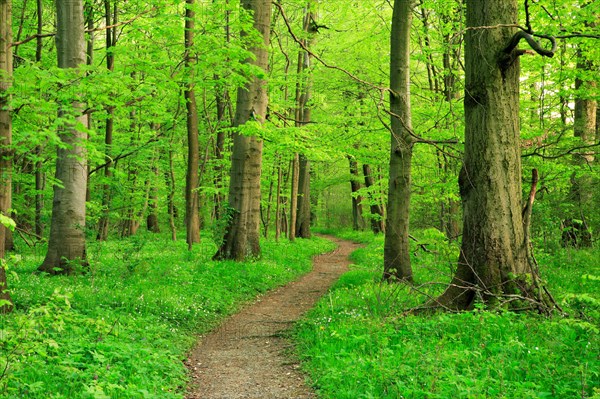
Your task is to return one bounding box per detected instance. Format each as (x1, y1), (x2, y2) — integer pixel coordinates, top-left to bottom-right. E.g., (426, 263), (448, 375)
(11, 8), (156, 48)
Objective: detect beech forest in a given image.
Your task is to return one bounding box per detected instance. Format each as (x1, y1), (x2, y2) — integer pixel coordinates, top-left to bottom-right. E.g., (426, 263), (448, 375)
(0, 0), (599, 398)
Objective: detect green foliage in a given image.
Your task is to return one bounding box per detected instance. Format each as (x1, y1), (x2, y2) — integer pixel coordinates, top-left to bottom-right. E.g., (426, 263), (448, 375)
(294, 231), (600, 398)
(0, 233), (335, 398)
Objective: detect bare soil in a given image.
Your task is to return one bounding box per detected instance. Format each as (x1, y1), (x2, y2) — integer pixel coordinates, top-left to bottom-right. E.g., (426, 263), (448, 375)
(184, 236), (361, 399)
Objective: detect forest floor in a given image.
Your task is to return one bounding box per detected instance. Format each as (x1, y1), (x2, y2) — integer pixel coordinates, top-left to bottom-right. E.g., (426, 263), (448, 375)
(184, 236), (361, 399)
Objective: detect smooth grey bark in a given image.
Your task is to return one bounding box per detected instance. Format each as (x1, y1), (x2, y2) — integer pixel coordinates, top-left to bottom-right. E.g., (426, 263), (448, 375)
(38, 0), (89, 274)
(0, 0), (13, 312)
(435, 0), (534, 309)
(214, 0), (271, 260)
(383, 0), (414, 282)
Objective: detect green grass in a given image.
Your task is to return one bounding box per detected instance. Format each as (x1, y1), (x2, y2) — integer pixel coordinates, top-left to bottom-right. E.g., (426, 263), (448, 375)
(294, 230), (600, 399)
(0, 233), (335, 398)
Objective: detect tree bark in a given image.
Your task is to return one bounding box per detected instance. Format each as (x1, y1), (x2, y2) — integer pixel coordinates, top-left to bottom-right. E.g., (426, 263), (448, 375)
(214, 0), (271, 261)
(185, 0), (201, 249)
(38, 0), (89, 275)
(348, 155), (365, 231)
(97, 0), (117, 241)
(383, 0), (414, 282)
(363, 163), (385, 234)
(289, 154), (299, 241)
(293, 4), (315, 239)
(0, 0), (13, 312)
(435, 0), (534, 309)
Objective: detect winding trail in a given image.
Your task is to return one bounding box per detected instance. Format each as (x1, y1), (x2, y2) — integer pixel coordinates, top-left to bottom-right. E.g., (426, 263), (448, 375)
(184, 236), (360, 399)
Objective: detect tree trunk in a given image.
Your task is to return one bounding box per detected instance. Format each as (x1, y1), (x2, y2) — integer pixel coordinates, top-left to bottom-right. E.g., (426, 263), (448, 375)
(348, 155), (365, 231)
(167, 147), (177, 241)
(383, 0), (414, 282)
(214, 0), (271, 261)
(435, 0), (534, 309)
(185, 0), (200, 249)
(147, 149), (160, 233)
(213, 2), (231, 222)
(363, 163), (385, 234)
(0, 0), (13, 312)
(296, 154), (311, 238)
(38, 0), (88, 275)
(97, 0), (117, 241)
(275, 157), (283, 241)
(293, 4), (315, 239)
(289, 155), (299, 241)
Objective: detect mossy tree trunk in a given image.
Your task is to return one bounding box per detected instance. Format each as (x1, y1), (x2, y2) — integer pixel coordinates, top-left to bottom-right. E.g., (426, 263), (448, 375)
(435, 0), (541, 310)
(214, 0), (271, 260)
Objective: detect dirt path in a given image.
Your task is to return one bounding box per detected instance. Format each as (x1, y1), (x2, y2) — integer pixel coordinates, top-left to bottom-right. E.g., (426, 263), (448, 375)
(184, 236), (361, 399)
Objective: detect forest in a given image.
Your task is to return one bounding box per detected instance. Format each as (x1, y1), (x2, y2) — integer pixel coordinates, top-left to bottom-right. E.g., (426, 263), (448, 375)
(0, 0), (599, 397)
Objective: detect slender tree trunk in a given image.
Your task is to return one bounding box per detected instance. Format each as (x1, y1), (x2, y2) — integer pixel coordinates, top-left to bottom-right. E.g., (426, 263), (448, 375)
(275, 156), (283, 242)
(293, 4), (316, 239)
(363, 163), (385, 234)
(296, 154), (311, 237)
(147, 147), (160, 233)
(185, 0), (200, 249)
(348, 155), (365, 231)
(97, 0), (117, 241)
(167, 147), (177, 241)
(214, 0), (271, 261)
(0, 0), (13, 312)
(38, 0), (89, 275)
(383, 0), (415, 282)
(34, 0), (44, 237)
(213, 2), (231, 221)
(435, 0), (536, 309)
(289, 155), (299, 241)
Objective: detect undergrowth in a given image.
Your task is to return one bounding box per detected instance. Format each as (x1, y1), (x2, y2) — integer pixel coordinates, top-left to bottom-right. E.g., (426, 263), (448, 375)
(295, 229), (600, 399)
(0, 233), (335, 398)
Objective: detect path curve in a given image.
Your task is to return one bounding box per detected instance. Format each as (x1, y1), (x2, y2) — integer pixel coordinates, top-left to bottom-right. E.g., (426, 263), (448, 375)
(184, 236), (361, 399)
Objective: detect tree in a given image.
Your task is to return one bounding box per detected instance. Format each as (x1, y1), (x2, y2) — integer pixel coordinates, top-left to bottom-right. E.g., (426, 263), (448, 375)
(214, 0), (271, 260)
(38, 0), (89, 274)
(0, 0), (13, 313)
(294, 3), (316, 239)
(184, 0), (201, 249)
(435, 0), (549, 310)
(97, 0), (117, 241)
(383, 0), (415, 282)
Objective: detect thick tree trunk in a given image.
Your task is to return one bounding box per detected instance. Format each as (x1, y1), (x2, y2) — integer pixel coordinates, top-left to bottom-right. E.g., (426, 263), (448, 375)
(435, 0), (533, 309)
(0, 0), (13, 312)
(383, 0), (414, 282)
(363, 164), (385, 234)
(185, 0), (200, 249)
(38, 0), (88, 274)
(214, 0), (271, 260)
